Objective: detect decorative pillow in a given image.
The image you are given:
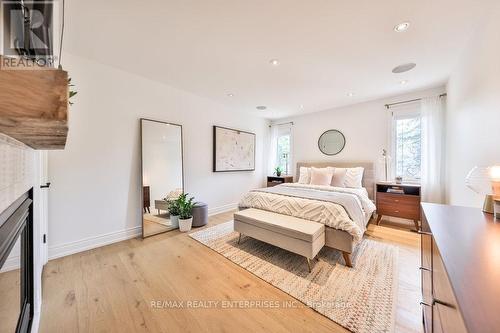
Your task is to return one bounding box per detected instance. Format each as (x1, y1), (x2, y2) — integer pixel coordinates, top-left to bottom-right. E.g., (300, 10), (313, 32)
(310, 167), (334, 186)
(344, 167), (364, 188)
(165, 188), (183, 200)
(331, 168), (347, 187)
(298, 167), (311, 184)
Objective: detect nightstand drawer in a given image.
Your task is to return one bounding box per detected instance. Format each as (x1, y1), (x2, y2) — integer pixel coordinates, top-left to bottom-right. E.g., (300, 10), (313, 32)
(267, 176), (293, 187)
(377, 203), (420, 220)
(377, 192), (419, 206)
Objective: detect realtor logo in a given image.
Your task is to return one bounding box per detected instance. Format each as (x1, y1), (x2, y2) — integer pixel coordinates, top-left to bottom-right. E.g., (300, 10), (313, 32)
(1, 1), (58, 68)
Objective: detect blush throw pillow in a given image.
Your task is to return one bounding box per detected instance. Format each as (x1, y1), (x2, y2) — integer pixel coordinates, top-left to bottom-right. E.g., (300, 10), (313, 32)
(298, 167), (311, 184)
(310, 167), (334, 186)
(331, 168), (347, 187)
(344, 167), (364, 188)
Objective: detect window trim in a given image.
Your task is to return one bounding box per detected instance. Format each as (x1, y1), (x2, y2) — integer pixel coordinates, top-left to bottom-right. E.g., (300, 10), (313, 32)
(389, 105), (422, 183)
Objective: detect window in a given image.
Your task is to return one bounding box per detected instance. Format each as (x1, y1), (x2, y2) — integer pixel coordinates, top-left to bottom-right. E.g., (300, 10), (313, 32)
(391, 108), (421, 181)
(277, 133), (291, 174)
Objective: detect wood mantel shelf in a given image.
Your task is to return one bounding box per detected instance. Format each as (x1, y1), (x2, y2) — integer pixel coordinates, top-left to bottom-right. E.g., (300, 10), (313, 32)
(0, 56), (69, 149)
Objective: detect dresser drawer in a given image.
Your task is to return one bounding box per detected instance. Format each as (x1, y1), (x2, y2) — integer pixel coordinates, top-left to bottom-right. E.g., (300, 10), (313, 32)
(421, 215), (432, 269)
(423, 305), (433, 333)
(432, 239), (467, 333)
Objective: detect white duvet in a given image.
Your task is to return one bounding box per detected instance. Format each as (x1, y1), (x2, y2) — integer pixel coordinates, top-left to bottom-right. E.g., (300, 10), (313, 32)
(238, 183), (376, 243)
(280, 183), (376, 221)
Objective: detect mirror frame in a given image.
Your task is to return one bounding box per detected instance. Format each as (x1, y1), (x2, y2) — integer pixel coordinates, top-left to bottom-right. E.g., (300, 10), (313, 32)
(318, 129), (346, 156)
(140, 118), (184, 238)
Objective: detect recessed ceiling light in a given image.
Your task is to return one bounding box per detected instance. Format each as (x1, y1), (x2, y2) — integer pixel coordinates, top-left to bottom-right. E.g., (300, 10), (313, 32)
(227, 93), (234, 97)
(392, 63), (416, 73)
(400, 80), (409, 85)
(394, 22), (410, 32)
(299, 105), (304, 109)
(269, 59), (280, 66)
(256, 106), (267, 110)
(347, 92), (354, 97)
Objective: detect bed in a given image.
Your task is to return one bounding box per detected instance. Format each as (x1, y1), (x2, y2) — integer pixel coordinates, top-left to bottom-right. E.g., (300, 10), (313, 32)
(238, 162), (376, 266)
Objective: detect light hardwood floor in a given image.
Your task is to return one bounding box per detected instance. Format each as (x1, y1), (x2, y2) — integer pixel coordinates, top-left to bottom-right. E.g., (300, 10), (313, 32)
(39, 212), (422, 333)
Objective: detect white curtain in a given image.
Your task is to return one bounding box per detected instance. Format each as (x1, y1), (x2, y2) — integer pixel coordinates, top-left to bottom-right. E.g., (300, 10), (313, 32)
(421, 96), (446, 203)
(268, 125), (279, 175)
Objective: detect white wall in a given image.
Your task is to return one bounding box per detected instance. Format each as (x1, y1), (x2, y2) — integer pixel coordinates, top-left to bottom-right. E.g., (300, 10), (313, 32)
(273, 87), (445, 179)
(47, 53), (269, 258)
(446, 3), (500, 207)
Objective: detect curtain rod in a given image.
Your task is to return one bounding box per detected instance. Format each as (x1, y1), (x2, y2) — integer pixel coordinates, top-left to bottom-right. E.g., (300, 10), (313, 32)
(385, 93), (447, 109)
(269, 121), (294, 128)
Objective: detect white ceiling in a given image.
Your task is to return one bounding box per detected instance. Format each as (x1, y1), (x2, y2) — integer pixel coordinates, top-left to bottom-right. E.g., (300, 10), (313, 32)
(64, 0), (491, 119)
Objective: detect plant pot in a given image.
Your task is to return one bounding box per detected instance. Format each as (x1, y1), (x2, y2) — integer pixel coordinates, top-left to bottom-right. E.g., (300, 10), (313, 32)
(179, 217), (193, 232)
(276, 173), (281, 177)
(170, 215), (179, 228)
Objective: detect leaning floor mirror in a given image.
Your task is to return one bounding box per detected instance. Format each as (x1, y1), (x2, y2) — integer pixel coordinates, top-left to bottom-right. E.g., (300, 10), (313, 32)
(140, 119), (184, 237)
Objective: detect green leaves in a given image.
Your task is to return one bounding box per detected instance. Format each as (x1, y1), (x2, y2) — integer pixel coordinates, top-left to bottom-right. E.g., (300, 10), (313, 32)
(176, 193), (196, 219)
(166, 199), (181, 216)
(68, 77), (78, 105)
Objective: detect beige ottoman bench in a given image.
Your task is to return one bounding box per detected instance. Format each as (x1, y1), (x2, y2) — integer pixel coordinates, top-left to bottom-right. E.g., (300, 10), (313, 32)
(234, 208), (325, 272)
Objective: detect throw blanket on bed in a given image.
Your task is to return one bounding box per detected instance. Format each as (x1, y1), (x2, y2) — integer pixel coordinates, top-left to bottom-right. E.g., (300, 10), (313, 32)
(238, 184), (375, 243)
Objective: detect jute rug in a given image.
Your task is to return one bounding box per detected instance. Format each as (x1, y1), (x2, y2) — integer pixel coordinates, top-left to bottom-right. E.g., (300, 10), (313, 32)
(189, 221), (398, 333)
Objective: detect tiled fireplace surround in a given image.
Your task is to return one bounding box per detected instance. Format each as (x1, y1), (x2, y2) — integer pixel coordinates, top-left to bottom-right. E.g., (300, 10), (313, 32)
(0, 133), (35, 272)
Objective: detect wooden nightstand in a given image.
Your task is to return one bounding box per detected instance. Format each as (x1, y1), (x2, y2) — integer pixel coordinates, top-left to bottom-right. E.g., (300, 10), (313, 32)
(267, 175), (293, 187)
(375, 182), (421, 231)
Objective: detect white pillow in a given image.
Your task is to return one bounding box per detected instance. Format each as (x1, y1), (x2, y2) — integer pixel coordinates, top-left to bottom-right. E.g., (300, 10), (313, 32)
(310, 167), (334, 186)
(344, 167), (364, 188)
(298, 167), (311, 184)
(331, 168), (347, 187)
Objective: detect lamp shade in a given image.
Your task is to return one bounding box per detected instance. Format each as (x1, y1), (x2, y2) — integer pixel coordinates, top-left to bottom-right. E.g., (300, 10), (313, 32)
(466, 166), (500, 195)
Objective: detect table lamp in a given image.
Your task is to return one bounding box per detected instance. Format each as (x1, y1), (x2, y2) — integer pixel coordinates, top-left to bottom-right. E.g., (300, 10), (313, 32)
(465, 166), (500, 213)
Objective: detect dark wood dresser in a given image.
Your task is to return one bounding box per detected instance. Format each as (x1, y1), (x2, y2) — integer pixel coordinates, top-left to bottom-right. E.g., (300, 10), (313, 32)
(143, 186), (150, 213)
(267, 176), (293, 187)
(376, 182), (421, 230)
(420, 203), (500, 333)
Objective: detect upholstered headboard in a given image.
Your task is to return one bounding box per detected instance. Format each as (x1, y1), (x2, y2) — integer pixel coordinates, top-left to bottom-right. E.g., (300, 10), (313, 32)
(296, 162), (375, 200)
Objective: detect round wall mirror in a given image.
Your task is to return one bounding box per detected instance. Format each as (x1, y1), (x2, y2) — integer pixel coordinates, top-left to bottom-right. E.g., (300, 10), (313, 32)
(318, 130), (346, 155)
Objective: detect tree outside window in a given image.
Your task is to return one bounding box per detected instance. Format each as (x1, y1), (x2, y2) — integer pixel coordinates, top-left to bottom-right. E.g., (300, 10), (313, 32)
(277, 134), (290, 175)
(394, 116), (421, 181)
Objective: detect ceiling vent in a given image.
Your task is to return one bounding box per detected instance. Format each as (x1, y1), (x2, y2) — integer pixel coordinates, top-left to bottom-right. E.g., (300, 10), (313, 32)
(392, 63), (416, 73)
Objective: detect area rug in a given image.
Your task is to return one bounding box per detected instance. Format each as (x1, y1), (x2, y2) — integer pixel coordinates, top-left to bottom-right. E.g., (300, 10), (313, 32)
(189, 221), (398, 333)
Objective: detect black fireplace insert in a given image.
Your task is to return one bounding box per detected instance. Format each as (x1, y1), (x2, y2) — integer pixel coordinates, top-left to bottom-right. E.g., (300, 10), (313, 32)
(0, 189), (34, 333)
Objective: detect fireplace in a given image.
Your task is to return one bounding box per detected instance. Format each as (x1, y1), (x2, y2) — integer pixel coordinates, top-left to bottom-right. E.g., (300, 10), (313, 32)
(0, 190), (34, 333)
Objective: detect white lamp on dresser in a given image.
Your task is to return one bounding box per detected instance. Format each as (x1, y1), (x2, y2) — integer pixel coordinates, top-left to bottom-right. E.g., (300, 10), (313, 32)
(465, 165), (500, 213)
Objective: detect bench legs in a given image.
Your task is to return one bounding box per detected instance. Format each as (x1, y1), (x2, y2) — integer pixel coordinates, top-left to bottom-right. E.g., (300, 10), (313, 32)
(306, 255), (321, 272)
(236, 230), (320, 273)
(342, 252), (353, 268)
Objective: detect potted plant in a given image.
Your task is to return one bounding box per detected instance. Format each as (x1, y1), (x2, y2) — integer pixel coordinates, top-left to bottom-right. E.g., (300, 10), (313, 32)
(177, 193), (196, 232)
(274, 166), (283, 177)
(166, 198), (180, 228)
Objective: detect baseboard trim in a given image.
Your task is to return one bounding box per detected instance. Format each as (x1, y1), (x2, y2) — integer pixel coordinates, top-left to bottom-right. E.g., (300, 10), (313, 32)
(30, 311), (40, 333)
(208, 203), (238, 216)
(45, 203), (237, 261)
(48, 225), (142, 260)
